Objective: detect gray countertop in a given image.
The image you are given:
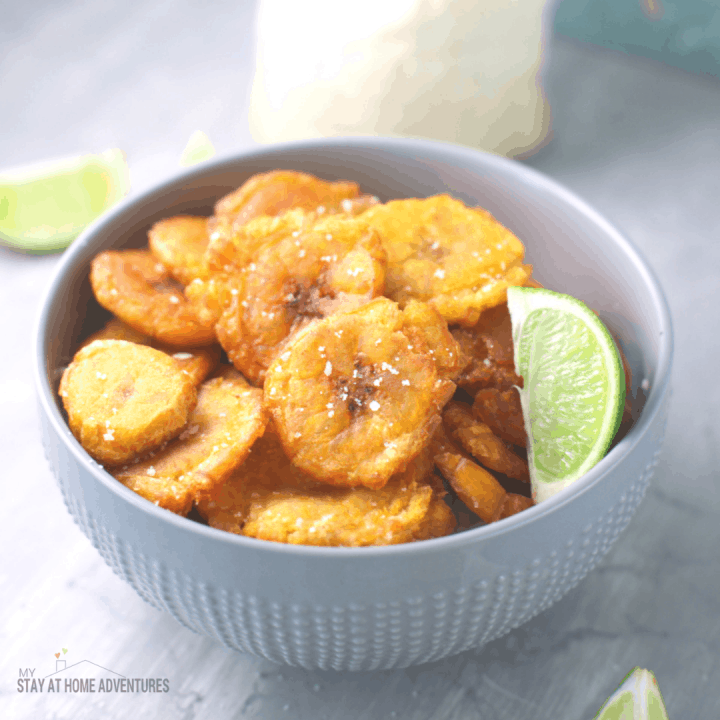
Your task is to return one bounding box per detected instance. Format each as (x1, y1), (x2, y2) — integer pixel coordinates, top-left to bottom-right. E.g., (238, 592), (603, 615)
(2, 5), (719, 717)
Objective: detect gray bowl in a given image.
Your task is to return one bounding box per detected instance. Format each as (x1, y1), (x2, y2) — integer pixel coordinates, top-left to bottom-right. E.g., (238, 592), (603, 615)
(35, 137), (673, 671)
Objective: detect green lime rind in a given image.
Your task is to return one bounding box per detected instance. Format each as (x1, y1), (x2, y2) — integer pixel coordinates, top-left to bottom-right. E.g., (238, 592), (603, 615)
(507, 287), (625, 503)
(0, 149), (130, 255)
(594, 667), (669, 720)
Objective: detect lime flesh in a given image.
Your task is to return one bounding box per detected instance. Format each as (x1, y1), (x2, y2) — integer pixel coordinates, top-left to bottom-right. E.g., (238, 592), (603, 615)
(179, 130), (216, 167)
(506, 287), (625, 502)
(594, 668), (669, 720)
(0, 149), (130, 254)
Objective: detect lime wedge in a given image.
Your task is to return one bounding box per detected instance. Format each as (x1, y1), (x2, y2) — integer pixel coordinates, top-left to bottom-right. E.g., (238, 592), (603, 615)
(179, 130), (216, 167)
(0, 149), (130, 254)
(506, 287), (625, 503)
(594, 667), (669, 720)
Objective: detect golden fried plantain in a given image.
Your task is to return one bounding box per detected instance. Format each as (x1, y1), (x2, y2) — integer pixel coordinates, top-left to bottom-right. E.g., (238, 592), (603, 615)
(524, 276), (544, 289)
(432, 427), (507, 524)
(114, 367), (267, 515)
(264, 297), (456, 489)
(497, 493), (534, 520)
(326, 194), (380, 217)
(81, 318), (221, 385)
(401, 300), (468, 381)
(80, 317), (152, 348)
(162, 345), (222, 386)
(148, 215), (211, 285)
(184, 274), (239, 330)
(360, 195), (531, 326)
(199, 432), (454, 546)
(451, 302), (523, 393)
(443, 401), (529, 482)
(196, 425), (316, 534)
(472, 387), (527, 447)
(90, 250), (216, 347)
(197, 209), (386, 384)
(213, 170), (360, 226)
(59, 340), (197, 466)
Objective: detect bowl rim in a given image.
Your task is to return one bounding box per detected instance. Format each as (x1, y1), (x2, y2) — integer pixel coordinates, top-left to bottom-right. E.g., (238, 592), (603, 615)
(34, 135), (674, 559)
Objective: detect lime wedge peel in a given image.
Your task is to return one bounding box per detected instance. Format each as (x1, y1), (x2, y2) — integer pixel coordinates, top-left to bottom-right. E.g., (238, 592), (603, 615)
(594, 667), (669, 720)
(0, 149), (130, 255)
(507, 287), (625, 503)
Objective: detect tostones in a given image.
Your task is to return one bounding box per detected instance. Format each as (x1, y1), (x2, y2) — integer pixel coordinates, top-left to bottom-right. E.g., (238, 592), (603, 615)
(90, 250), (216, 347)
(59, 340), (197, 466)
(451, 302), (523, 394)
(472, 387), (527, 447)
(197, 209), (386, 384)
(213, 170), (361, 226)
(81, 318), (221, 385)
(148, 215), (211, 286)
(198, 431), (455, 546)
(432, 427), (507, 524)
(401, 300), (468, 381)
(114, 368), (267, 515)
(443, 401), (529, 482)
(432, 427), (532, 524)
(360, 195), (531, 326)
(264, 297), (456, 489)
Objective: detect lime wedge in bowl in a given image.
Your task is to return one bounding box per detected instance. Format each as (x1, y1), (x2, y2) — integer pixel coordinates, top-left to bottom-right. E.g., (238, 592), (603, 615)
(506, 286), (625, 503)
(594, 667), (669, 720)
(0, 148), (130, 254)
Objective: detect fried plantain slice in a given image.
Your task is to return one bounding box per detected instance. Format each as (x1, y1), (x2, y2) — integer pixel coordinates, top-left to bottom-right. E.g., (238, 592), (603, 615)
(113, 367), (267, 515)
(80, 318), (221, 385)
(148, 215), (211, 285)
(401, 300), (468, 381)
(326, 194), (380, 217)
(199, 432), (454, 545)
(414, 492), (458, 539)
(59, 340), (197, 466)
(472, 387), (527, 447)
(497, 493), (534, 520)
(432, 427), (508, 524)
(524, 276), (544, 289)
(264, 297), (456, 489)
(90, 250), (216, 347)
(451, 302), (523, 393)
(443, 401), (529, 482)
(184, 274), (239, 330)
(196, 425), (316, 534)
(213, 170), (361, 226)
(80, 317), (152, 348)
(360, 195), (531, 326)
(198, 209), (386, 384)
(163, 345), (222, 386)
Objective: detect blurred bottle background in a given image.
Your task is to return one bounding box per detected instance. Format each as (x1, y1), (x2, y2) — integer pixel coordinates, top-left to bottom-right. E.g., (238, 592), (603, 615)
(249, 0), (556, 158)
(1, 0), (719, 186)
(248, 0), (720, 159)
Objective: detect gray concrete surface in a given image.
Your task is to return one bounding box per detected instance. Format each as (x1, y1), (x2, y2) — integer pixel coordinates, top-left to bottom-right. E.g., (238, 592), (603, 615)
(1, 3), (719, 716)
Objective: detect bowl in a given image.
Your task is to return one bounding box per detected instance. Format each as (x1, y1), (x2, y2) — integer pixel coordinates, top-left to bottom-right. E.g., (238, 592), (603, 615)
(35, 137), (673, 671)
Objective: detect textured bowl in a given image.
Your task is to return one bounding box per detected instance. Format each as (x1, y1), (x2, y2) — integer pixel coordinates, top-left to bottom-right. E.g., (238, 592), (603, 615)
(35, 137), (673, 671)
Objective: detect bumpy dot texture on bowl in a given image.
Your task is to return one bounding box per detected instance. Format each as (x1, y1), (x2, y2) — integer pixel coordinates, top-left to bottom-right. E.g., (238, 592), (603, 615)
(43, 411), (666, 670)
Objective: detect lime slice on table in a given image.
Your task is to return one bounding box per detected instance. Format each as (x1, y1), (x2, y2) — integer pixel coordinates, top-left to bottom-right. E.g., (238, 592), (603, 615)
(506, 287), (625, 503)
(179, 130), (216, 167)
(594, 667), (669, 720)
(0, 148), (130, 254)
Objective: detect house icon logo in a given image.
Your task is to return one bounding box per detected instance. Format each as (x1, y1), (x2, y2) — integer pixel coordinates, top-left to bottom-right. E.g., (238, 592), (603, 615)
(16, 646), (170, 694)
(54, 648), (69, 673)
